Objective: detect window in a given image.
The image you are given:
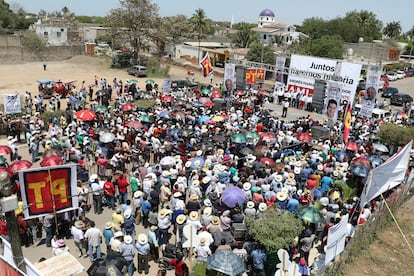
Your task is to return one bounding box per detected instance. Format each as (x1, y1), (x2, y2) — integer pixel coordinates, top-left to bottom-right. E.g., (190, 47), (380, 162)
(43, 32), (48, 36)
(61, 28), (64, 32)
(263, 34), (267, 40)
(57, 32), (61, 38)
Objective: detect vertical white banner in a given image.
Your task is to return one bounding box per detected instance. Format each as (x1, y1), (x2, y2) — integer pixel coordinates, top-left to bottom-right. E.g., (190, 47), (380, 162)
(325, 214), (349, 265)
(223, 63), (236, 94)
(323, 81), (343, 121)
(359, 65), (381, 118)
(3, 94), (22, 114)
(275, 54), (287, 83)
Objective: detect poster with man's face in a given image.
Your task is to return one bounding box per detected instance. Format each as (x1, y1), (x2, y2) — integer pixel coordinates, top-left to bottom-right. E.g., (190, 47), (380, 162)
(359, 65), (381, 118)
(323, 81), (342, 121)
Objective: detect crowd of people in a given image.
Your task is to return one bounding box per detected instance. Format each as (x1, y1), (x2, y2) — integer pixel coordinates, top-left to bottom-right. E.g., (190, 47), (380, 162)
(0, 73), (410, 276)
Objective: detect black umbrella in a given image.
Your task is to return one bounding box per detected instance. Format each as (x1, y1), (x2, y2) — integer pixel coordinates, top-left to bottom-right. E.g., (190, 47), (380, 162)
(87, 255), (125, 276)
(212, 134), (226, 142)
(200, 141), (214, 152)
(239, 147), (254, 156)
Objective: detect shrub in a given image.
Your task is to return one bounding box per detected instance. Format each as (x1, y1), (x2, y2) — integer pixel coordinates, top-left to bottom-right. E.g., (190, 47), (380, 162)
(41, 110), (66, 125)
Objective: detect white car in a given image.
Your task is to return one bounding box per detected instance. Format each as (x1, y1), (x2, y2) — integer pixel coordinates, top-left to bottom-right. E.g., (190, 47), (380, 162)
(386, 72), (398, 81)
(396, 70), (405, 79)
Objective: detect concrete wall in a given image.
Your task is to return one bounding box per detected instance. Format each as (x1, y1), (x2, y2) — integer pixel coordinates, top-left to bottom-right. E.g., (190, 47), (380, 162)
(0, 45), (84, 63)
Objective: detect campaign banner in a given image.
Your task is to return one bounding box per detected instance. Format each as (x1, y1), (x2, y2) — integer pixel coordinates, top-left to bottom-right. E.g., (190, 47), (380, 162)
(199, 52), (213, 78)
(359, 65), (381, 118)
(18, 164), (78, 219)
(245, 68), (266, 85)
(323, 81), (343, 121)
(3, 94), (22, 114)
(223, 63), (236, 94)
(275, 54), (287, 83)
(287, 55), (361, 106)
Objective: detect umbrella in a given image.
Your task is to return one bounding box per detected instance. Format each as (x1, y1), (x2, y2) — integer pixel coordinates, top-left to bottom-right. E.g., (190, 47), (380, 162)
(40, 155), (64, 167)
(207, 251), (246, 276)
(162, 95), (174, 103)
(75, 110), (97, 121)
(145, 79), (155, 84)
(193, 101), (204, 107)
(198, 115), (211, 124)
(204, 119), (217, 124)
(260, 132), (276, 143)
(0, 167), (13, 179)
(260, 157), (275, 166)
(120, 103), (135, 112)
(367, 155), (383, 167)
(212, 135), (226, 142)
(94, 105), (108, 112)
(345, 141), (359, 151)
(210, 90), (222, 99)
(190, 156), (205, 169)
(0, 145), (12, 155)
(126, 121), (143, 129)
(179, 129), (193, 137)
(201, 87), (210, 95)
(211, 115), (225, 122)
(221, 186), (245, 208)
(296, 206), (324, 223)
(159, 156), (176, 166)
(199, 97), (212, 104)
(43, 149), (63, 157)
(127, 79), (138, 84)
(258, 89), (271, 97)
(352, 157), (371, 168)
(168, 128), (180, 139)
(200, 141), (214, 152)
(235, 90), (245, 96)
(9, 160), (32, 174)
(373, 143), (389, 153)
(350, 164), (370, 177)
(244, 131), (259, 140)
(231, 133), (247, 144)
(296, 132), (312, 143)
(139, 114), (153, 123)
(254, 145), (269, 158)
(204, 101), (214, 107)
(239, 147), (254, 156)
(99, 132), (116, 143)
(157, 110), (170, 118)
(335, 150), (348, 161)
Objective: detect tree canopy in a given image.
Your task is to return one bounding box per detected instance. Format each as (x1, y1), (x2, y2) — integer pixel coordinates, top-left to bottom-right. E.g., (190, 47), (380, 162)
(230, 22), (258, 48)
(383, 21), (402, 39)
(0, 0), (35, 32)
(291, 35), (344, 59)
(246, 42), (275, 64)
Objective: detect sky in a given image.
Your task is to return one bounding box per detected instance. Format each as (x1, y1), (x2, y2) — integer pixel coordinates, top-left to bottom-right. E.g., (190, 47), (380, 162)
(8, 0), (414, 32)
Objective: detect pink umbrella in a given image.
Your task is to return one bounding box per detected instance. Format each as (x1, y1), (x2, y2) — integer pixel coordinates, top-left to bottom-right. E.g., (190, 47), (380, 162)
(199, 97), (211, 104)
(9, 160), (33, 174)
(296, 132), (312, 143)
(126, 121), (143, 129)
(163, 95), (174, 103)
(75, 110), (97, 121)
(120, 103), (135, 112)
(40, 155), (63, 167)
(210, 90), (222, 99)
(259, 157), (275, 166)
(260, 132), (276, 142)
(0, 145), (12, 155)
(346, 141), (359, 151)
(204, 101), (214, 107)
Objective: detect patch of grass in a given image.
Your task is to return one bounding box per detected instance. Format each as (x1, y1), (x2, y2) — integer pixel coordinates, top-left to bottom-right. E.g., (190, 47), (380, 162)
(191, 262), (206, 276)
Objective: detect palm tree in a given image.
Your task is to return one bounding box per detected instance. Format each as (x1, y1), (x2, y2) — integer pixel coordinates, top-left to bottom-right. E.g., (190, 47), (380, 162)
(383, 21), (402, 39)
(231, 22), (258, 48)
(406, 25), (414, 41)
(191, 8), (207, 62)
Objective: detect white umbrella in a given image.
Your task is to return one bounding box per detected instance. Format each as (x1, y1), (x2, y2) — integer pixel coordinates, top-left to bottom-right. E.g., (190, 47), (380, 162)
(99, 132), (115, 143)
(373, 143), (389, 152)
(159, 156), (176, 166)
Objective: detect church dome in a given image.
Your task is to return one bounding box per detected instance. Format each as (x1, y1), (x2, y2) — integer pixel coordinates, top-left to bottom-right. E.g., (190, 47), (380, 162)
(259, 9), (275, 17)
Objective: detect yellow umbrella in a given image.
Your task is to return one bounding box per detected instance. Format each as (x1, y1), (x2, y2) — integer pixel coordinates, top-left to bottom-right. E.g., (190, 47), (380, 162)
(211, 115), (225, 122)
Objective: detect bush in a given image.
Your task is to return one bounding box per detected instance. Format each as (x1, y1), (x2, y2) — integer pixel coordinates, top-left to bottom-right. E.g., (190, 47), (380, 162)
(379, 123), (414, 146)
(41, 110), (66, 126)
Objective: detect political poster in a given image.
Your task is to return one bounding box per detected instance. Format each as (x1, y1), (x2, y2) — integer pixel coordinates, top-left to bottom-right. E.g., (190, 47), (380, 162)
(325, 214), (349, 265)
(223, 63), (236, 95)
(162, 79), (172, 95)
(286, 55), (361, 108)
(359, 65), (381, 118)
(245, 68), (266, 85)
(275, 54), (287, 84)
(18, 164), (78, 219)
(323, 81), (342, 121)
(199, 52), (213, 78)
(3, 94), (22, 114)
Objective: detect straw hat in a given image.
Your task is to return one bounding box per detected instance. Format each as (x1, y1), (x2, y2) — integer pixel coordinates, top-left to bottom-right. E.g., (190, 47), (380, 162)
(138, 234), (148, 244)
(275, 175), (283, 182)
(189, 211), (199, 221)
(217, 148), (224, 155)
(333, 170), (339, 177)
(246, 201), (255, 209)
(190, 193), (199, 201)
(294, 167), (301, 174)
(202, 176), (211, 184)
(317, 164), (323, 171)
(185, 161), (192, 168)
(158, 208), (172, 218)
(74, 220), (85, 229)
(211, 216), (220, 225)
(192, 180), (200, 187)
(124, 235), (133, 244)
(243, 182), (252, 191)
(105, 221), (113, 229)
(285, 178), (296, 186)
(176, 214), (186, 225)
(134, 191), (143, 198)
(196, 150), (203, 156)
(294, 161), (302, 167)
(124, 209), (132, 219)
(89, 174), (98, 182)
(173, 192), (182, 198)
(200, 237), (206, 244)
(258, 202), (267, 212)
(114, 231), (124, 238)
(287, 172), (295, 180)
(162, 170), (170, 177)
(150, 225), (158, 231)
(203, 207), (212, 216)
(276, 191), (288, 201)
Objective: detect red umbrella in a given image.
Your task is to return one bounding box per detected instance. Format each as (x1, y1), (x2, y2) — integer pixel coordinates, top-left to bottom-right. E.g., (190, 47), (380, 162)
(199, 97), (211, 104)
(44, 149), (63, 157)
(120, 103), (135, 112)
(40, 155), (64, 167)
(75, 110), (97, 121)
(0, 145), (12, 155)
(210, 90), (222, 99)
(204, 101), (214, 107)
(346, 141), (359, 151)
(126, 120), (143, 129)
(235, 90), (245, 96)
(258, 89), (271, 97)
(296, 132), (312, 143)
(352, 157), (371, 169)
(9, 160), (32, 174)
(163, 95), (174, 103)
(0, 167), (13, 179)
(260, 157), (275, 166)
(260, 132), (276, 142)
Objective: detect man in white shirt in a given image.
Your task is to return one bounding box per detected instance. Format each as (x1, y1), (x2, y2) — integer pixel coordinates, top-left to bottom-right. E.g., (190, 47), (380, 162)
(71, 221), (87, 257)
(282, 99), (289, 118)
(84, 221), (102, 262)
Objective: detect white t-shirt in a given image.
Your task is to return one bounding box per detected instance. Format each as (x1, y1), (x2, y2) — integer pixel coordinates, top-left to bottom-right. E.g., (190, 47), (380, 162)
(85, 227), (102, 247)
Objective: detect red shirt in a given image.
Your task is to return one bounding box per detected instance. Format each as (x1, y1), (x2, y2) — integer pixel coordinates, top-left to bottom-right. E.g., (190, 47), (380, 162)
(103, 181), (115, 195)
(117, 175), (129, 193)
(169, 259), (187, 275)
(0, 221), (8, 235)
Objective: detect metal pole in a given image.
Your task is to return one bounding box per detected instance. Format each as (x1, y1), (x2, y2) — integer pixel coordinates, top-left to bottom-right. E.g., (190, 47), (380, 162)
(5, 211), (26, 273)
(260, 39), (264, 64)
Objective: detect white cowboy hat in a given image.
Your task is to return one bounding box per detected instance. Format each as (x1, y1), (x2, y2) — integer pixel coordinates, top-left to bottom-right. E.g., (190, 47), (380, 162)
(137, 234), (147, 244)
(203, 199), (212, 207)
(275, 175), (283, 182)
(189, 211), (199, 220)
(247, 201), (255, 209)
(192, 180), (200, 187)
(287, 172), (295, 180)
(196, 150), (203, 156)
(203, 207), (212, 216)
(317, 164), (323, 171)
(294, 167), (301, 174)
(276, 191), (288, 201)
(158, 208), (172, 218)
(124, 209), (132, 219)
(258, 202), (267, 212)
(243, 182), (252, 191)
(173, 191), (182, 198)
(134, 191), (143, 198)
(202, 176), (211, 184)
(105, 221), (113, 229)
(176, 214), (186, 225)
(124, 235), (133, 244)
(89, 174), (98, 182)
(114, 231), (124, 238)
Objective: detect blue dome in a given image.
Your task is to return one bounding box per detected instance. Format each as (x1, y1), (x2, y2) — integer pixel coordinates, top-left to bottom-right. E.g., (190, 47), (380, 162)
(259, 9), (275, 17)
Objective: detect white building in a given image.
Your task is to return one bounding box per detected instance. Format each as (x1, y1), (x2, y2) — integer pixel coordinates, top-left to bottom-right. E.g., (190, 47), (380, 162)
(251, 9), (308, 45)
(34, 24), (68, 46)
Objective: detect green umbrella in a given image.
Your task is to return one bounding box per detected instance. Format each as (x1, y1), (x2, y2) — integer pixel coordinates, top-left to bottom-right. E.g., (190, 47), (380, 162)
(244, 131), (259, 140)
(139, 114), (153, 123)
(230, 133), (247, 144)
(296, 206), (324, 223)
(201, 87), (211, 95)
(145, 79), (155, 84)
(94, 105), (108, 112)
(127, 79), (138, 84)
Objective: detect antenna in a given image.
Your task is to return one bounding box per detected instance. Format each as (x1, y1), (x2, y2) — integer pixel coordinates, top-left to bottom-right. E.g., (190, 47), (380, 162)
(230, 15), (234, 29)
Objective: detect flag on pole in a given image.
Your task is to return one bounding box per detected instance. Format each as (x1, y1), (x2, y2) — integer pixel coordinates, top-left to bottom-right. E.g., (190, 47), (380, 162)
(360, 140), (412, 208)
(343, 104), (352, 143)
(199, 52), (213, 78)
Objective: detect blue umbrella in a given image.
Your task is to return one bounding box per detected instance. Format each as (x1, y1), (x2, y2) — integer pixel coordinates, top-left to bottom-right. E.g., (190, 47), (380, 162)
(350, 164), (370, 177)
(190, 156), (205, 169)
(221, 186), (245, 208)
(282, 149), (296, 157)
(168, 128), (180, 140)
(198, 115), (210, 124)
(158, 109), (170, 118)
(207, 251), (246, 276)
(367, 155), (383, 168)
(193, 101), (203, 107)
(37, 79), (55, 85)
(335, 150), (348, 161)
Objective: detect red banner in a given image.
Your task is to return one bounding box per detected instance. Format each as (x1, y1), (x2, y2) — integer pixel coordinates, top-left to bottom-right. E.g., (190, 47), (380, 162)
(19, 165), (78, 218)
(199, 52), (213, 78)
(0, 257), (24, 276)
(246, 68), (266, 85)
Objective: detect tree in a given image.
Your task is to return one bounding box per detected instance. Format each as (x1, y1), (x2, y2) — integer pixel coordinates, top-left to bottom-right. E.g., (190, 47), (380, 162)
(21, 30), (46, 57)
(245, 207), (303, 252)
(379, 123), (414, 146)
(406, 25), (414, 41)
(343, 10), (383, 41)
(246, 42), (275, 64)
(106, 0), (159, 64)
(383, 21), (402, 39)
(231, 22), (258, 48)
(191, 8), (207, 61)
(296, 17), (327, 40)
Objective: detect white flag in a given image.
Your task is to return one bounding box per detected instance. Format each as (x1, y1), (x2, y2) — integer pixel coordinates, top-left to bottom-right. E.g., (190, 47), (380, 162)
(360, 140), (412, 208)
(325, 214), (349, 265)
